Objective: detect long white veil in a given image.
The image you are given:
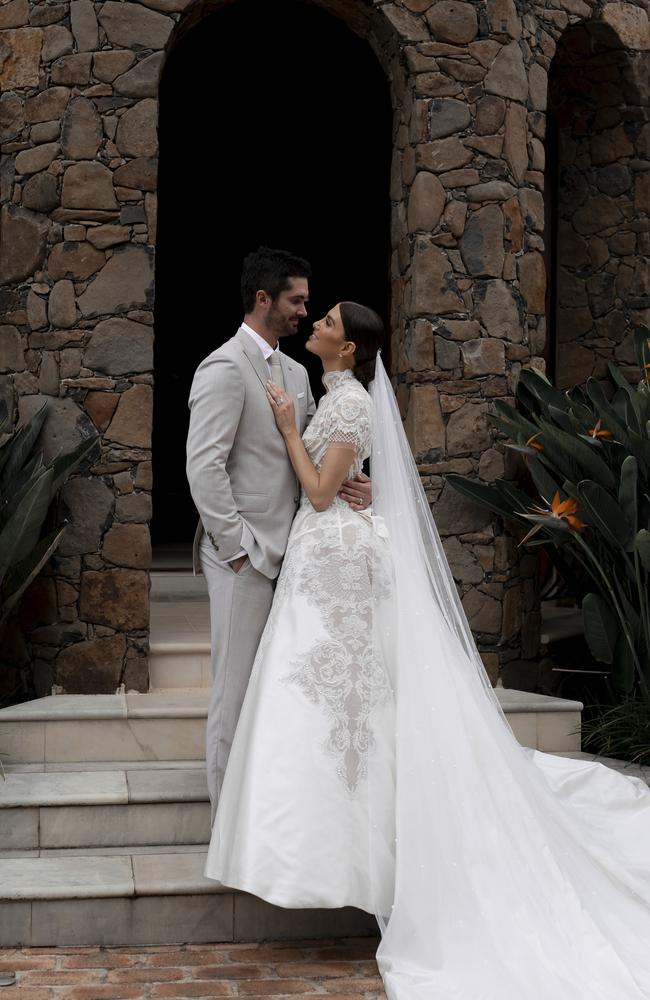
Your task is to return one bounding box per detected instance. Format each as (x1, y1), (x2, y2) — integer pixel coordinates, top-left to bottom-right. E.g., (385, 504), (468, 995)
(367, 352), (650, 1000)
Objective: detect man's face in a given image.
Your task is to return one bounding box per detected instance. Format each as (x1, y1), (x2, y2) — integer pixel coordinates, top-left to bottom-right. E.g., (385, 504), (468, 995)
(266, 277), (309, 338)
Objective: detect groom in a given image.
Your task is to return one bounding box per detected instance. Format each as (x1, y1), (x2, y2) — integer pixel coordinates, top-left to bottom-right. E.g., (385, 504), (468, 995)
(186, 246), (370, 821)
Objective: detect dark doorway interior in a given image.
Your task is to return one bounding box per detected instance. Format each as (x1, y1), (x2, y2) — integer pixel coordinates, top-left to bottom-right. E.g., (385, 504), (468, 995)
(546, 21), (641, 391)
(153, 0), (392, 553)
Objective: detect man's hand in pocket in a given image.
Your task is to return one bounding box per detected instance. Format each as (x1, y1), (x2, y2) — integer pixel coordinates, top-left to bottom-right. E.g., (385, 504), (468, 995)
(230, 555), (248, 574)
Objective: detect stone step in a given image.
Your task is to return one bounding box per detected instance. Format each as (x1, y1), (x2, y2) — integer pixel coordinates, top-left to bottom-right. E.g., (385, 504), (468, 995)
(149, 640), (212, 690)
(2, 749), (642, 949)
(0, 767), (210, 852)
(148, 592), (211, 690)
(0, 688), (584, 766)
(150, 571), (208, 600)
(0, 847), (377, 947)
(0, 692), (208, 765)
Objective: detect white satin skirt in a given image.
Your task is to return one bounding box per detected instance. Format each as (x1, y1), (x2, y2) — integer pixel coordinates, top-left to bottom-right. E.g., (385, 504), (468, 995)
(204, 499), (396, 915)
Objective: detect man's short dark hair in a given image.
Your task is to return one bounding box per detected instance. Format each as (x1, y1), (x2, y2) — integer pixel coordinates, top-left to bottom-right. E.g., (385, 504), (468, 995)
(241, 246), (311, 312)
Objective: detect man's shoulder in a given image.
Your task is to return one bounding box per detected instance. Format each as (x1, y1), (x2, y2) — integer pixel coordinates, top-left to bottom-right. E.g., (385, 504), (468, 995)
(194, 333), (245, 373)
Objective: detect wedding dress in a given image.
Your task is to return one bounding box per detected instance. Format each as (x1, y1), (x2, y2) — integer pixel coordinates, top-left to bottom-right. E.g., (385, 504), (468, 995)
(205, 368), (395, 914)
(205, 360), (650, 1000)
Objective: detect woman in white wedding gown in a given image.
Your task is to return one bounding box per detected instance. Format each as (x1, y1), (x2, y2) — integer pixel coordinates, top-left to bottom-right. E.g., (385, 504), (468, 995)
(205, 302), (650, 1000)
(205, 302), (393, 913)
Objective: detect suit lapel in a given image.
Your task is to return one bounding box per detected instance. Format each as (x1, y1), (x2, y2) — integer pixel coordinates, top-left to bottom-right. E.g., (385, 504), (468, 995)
(236, 327), (270, 390)
(236, 328), (301, 404)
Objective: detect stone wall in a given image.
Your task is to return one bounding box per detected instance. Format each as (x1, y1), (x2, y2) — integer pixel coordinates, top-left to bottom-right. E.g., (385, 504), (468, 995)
(550, 21), (650, 387)
(0, 0), (648, 695)
(0, 0), (158, 696)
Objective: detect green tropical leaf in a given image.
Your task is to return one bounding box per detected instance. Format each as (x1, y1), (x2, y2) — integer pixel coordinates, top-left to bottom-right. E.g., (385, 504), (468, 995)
(633, 324), (650, 373)
(0, 526), (65, 627)
(608, 364), (646, 428)
(565, 388), (596, 425)
(489, 401), (538, 441)
(517, 368), (570, 416)
(619, 456), (639, 545)
(635, 530), (650, 572)
(536, 424), (617, 491)
(547, 404), (578, 434)
(0, 404), (47, 494)
(587, 379), (650, 465)
(526, 455), (561, 504)
(0, 451), (45, 526)
(582, 592), (619, 665)
(611, 631), (636, 696)
(608, 360), (637, 394)
(575, 480), (633, 550)
(494, 480), (540, 515)
(0, 468), (55, 579)
(49, 433), (99, 498)
(446, 475), (529, 525)
(0, 408), (99, 628)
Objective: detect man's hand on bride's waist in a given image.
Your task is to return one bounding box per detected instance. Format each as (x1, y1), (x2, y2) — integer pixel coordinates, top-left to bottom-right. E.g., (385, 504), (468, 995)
(338, 472), (371, 511)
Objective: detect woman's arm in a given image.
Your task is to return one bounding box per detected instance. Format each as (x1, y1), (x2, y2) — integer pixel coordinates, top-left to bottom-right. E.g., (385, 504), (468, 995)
(266, 383), (356, 513)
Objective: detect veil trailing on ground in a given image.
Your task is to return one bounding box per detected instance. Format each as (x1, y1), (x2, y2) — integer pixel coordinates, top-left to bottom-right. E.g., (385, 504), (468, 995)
(367, 352), (650, 1000)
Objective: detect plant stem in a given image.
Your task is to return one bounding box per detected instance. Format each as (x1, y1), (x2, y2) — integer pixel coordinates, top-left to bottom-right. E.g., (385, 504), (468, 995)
(634, 549), (650, 695)
(573, 533), (647, 698)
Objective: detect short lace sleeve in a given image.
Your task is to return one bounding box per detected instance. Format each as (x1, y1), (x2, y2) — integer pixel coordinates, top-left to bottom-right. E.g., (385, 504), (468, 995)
(326, 389), (372, 459)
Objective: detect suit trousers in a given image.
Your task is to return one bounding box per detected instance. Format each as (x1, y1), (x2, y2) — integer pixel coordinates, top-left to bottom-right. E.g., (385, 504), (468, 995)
(199, 535), (274, 824)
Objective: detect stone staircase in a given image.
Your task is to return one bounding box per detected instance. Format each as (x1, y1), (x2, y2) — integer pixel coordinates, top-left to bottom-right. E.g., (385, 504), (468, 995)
(0, 573), (584, 948)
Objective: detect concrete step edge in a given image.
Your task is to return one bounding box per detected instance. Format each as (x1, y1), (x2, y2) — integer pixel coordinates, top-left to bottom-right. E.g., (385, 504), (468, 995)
(0, 850), (226, 900)
(149, 642), (211, 654)
(0, 767), (209, 808)
(0, 688), (583, 723)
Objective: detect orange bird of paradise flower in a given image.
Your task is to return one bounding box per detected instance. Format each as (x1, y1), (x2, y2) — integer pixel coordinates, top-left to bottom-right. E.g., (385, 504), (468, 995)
(587, 419), (613, 441)
(526, 432), (543, 451)
(519, 491), (586, 546)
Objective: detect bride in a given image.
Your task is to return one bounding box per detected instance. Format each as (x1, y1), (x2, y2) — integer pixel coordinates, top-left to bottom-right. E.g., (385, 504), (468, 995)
(205, 303), (650, 1000)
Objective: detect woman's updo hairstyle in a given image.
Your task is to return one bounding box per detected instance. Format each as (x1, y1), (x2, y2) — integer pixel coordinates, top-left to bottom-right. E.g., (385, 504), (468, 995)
(339, 302), (385, 366)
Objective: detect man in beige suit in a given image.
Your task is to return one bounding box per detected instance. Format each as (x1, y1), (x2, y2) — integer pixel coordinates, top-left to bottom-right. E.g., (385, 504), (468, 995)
(188, 247), (371, 821)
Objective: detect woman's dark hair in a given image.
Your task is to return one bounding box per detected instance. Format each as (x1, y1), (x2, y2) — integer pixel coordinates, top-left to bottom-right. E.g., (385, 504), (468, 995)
(339, 301), (385, 366)
(241, 246), (311, 312)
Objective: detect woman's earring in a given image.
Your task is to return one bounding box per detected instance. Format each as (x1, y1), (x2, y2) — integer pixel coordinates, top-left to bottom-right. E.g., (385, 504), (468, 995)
(338, 353), (342, 358)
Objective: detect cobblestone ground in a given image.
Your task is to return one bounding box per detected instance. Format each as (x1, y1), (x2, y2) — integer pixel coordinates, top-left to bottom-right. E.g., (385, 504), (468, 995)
(0, 937), (385, 1000)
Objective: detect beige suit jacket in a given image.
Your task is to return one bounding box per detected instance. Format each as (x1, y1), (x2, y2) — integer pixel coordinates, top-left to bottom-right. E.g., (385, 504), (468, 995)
(186, 327), (316, 580)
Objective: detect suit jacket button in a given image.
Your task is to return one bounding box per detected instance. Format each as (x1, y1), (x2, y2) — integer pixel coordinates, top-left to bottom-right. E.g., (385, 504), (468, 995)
(293, 496), (299, 504)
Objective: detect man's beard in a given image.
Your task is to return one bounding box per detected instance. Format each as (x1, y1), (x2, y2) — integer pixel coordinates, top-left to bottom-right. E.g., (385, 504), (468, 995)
(267, 302), (294, 338)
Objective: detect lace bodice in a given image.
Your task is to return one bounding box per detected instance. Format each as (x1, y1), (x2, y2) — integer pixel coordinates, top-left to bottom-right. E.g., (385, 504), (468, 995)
(302, 369), (372, 479)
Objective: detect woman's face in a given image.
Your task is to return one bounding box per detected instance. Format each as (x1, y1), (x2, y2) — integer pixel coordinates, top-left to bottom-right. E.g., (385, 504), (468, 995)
(306, 303), (349, 361)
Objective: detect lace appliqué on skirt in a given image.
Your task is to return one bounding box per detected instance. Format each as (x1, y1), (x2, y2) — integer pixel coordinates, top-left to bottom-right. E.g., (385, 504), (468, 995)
(282, 515), (392, 794)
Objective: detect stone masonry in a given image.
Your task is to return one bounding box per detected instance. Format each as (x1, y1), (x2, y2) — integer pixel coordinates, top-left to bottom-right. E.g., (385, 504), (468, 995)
(0, 0), (648, 694)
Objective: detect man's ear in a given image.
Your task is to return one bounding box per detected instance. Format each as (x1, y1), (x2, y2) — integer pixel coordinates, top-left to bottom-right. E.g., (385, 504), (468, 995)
(256, 289), (269, 308)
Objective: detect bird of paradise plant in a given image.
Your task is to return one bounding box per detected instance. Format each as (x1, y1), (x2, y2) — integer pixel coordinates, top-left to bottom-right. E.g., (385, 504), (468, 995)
(448, 326), (650, 761)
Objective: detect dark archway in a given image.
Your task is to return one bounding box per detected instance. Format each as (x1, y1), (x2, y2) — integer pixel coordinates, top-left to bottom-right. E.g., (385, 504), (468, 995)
(547, 19), (648, 390)
(152, 0), (392, 556)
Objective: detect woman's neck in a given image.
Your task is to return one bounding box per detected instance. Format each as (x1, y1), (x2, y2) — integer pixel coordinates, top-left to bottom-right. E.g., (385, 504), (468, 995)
(322, 360), (354, 375)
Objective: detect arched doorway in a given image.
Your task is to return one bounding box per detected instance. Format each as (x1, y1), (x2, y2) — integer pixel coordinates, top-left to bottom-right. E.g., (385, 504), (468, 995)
(152, 0), (392, 559)
(547, 17), (649, 390)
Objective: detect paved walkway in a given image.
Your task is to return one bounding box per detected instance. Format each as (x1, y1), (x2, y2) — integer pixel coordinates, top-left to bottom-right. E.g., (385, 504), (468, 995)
(0, 937), (384, 1000)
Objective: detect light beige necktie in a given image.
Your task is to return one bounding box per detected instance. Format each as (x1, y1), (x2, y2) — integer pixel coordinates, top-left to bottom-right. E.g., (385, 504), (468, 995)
(269, 351), (285, 390)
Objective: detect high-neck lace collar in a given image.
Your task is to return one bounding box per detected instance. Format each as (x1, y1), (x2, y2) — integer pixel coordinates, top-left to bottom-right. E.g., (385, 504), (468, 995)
(322, 369), (355, 393)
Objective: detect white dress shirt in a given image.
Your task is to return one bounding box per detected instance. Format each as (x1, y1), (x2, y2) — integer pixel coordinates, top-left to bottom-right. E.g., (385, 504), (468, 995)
(241, 322), (280, 376)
